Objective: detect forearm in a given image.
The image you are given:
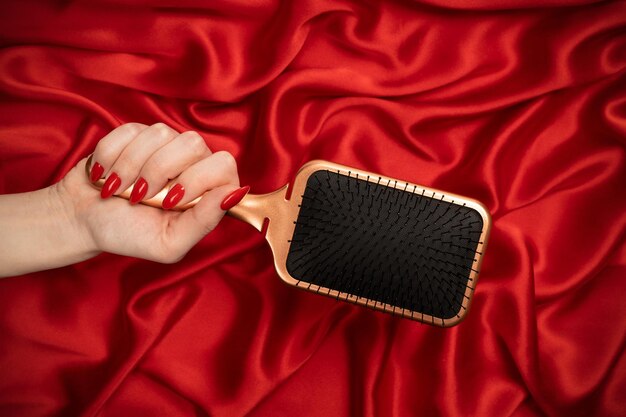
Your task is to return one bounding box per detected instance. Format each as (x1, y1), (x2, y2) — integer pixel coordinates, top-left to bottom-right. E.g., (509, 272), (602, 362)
(0, 184), (100, 278)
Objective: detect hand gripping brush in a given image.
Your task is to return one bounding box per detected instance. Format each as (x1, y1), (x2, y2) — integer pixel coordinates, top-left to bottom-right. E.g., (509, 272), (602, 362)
(87, 157), (491, 327)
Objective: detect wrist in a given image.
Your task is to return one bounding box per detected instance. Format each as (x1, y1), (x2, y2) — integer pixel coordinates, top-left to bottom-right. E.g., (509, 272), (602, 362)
(0, 178), (102, 278)
(48, 180), (101, 260)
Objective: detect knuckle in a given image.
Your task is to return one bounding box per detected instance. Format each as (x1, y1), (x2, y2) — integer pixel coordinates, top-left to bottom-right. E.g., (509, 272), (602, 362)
(150, 123), (173, 138)
(183, 131), (207, 154)
(117, 123), (146, 138)
(95, 123), (145, 158)
(104, 123), (146, 142)
(215, 151), (238, 174)
(94, 140), (116, 161)
(151, 122), (168, 131)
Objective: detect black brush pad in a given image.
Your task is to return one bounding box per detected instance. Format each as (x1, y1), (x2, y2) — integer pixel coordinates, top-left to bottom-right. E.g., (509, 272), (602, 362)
(286, 170), (483, 320)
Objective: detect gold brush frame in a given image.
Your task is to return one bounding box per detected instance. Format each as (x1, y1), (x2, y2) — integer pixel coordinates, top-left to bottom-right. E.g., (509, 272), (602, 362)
(87, 156), (491, 327)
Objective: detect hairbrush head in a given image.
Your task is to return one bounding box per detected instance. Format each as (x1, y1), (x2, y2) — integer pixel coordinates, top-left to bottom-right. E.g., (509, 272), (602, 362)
(227, 161), (490, 327)
(87, 157), (491, 326)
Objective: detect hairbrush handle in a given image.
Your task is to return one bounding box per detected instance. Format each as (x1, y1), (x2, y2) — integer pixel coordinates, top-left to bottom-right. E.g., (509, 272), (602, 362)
(85, 155), (286, 232)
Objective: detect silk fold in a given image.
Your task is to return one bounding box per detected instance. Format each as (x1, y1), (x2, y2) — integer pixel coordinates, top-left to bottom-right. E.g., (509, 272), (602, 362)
(1, 1), (625, 416)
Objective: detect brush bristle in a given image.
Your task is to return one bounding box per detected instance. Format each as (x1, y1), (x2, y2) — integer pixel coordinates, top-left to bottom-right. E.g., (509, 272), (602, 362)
(286, 170), (484, 321)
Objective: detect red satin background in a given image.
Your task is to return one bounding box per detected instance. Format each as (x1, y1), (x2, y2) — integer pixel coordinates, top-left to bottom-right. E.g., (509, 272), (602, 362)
(1, 1), (626, 416)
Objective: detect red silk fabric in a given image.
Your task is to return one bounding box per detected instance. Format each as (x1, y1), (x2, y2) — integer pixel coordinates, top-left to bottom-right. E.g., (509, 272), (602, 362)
(1, 1), (626, 416)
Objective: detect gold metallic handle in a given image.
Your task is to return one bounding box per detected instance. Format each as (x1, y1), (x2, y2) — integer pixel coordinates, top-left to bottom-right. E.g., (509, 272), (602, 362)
(85, 155), (286, 232)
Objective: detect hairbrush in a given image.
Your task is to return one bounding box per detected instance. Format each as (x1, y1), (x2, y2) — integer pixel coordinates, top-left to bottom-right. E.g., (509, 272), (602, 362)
(87, 157), (491, 326)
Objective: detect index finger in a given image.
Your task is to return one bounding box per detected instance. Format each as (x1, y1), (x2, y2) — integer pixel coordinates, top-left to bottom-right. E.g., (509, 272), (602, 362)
(89, 123), (149, 181)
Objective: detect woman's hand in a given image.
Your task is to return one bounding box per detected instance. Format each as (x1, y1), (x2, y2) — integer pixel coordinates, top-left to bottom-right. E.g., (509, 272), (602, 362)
(59, 122), (244, 263)
(0, 122), (245, 277)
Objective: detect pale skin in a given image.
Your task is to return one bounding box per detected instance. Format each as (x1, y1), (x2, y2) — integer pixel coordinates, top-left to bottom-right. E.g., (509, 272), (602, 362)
(0, 123), (241, 278)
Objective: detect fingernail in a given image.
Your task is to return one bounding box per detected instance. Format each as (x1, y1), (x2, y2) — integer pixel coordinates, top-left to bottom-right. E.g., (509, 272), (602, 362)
(90, 161), (104, 182)
(101, 172), (121, 199)
(163, 183), (185, 210)
(130, 177), (148, 205)
(220, 186), (250, 211)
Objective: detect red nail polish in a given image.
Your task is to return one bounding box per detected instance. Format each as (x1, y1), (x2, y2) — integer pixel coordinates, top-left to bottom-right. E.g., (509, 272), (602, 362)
(101, 172), (121, 199)
(163, 183), (185, 210)
(130, 177), (148, 205)
(90, 162), (104, 182)
(221, 186), (250, 210)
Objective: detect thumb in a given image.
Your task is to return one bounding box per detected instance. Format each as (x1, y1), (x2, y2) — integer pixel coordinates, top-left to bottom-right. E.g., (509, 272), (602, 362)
(164, 185), (242, 258)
